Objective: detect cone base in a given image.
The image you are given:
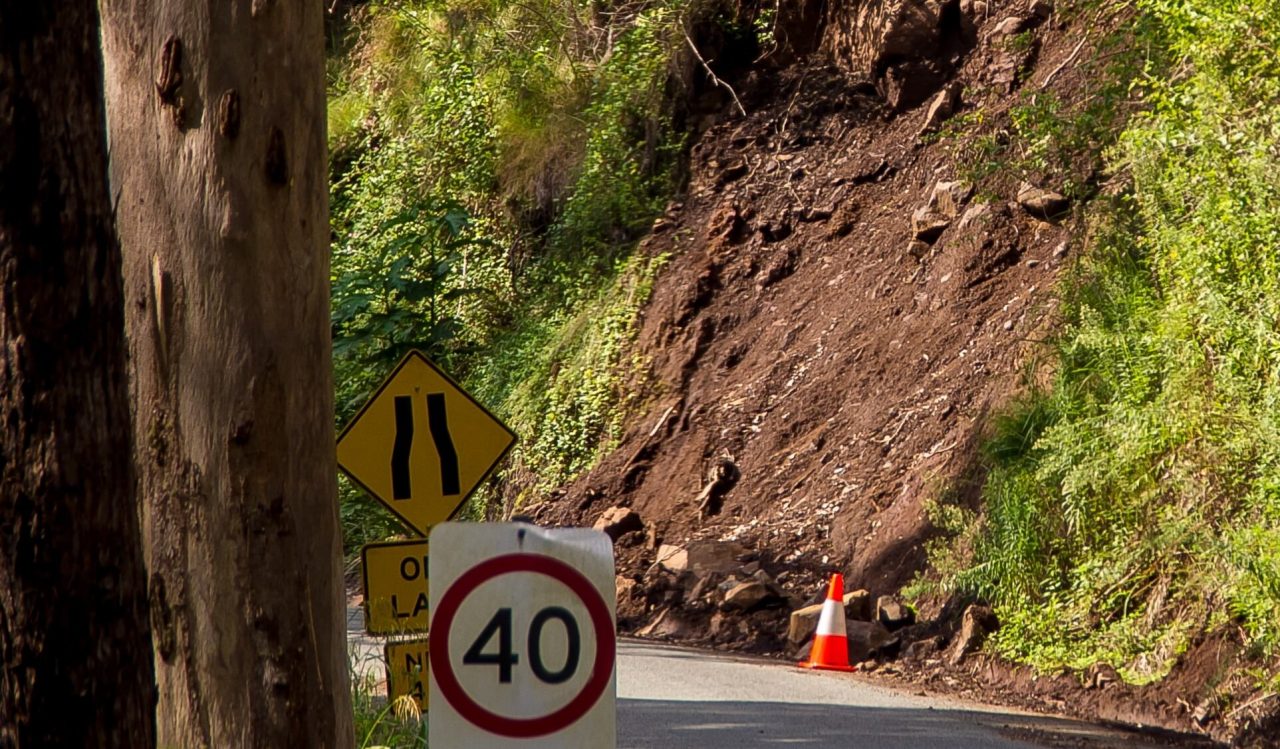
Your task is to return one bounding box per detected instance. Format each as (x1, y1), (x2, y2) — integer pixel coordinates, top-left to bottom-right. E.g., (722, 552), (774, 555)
(797, 660), (857, 672)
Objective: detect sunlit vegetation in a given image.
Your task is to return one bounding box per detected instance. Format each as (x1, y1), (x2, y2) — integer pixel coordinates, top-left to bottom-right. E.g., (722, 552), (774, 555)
(326, 0), (749, 548)
(924, 0), (1280, 687)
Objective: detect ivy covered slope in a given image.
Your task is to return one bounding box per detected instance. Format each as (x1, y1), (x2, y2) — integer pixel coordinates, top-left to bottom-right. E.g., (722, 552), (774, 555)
(932, 0), (1280, 697)
(325, 0), (736, 547)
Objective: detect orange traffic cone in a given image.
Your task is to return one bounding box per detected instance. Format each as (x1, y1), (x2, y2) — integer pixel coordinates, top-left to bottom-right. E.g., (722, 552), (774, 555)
(798, 573), (857, 672)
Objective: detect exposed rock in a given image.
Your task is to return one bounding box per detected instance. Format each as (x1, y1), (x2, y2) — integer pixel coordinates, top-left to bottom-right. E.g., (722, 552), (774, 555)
(787, 602), (825, 645)
(904, 635), (946, 661)
(687, 540), (746, 573)
(721, 580), (777, 611)
(957, 201), (991, 230)
(827, 1), (956, 110)
(947, 604), (999, 664)
(920, 83), (962, 134)
(849, 619), (896, 661)
(876, 595), (916, 631)
(687, 570), (721, 602)
(994, 15), (1028, 35)
(928, 180), (973, 218)
(1016, 181), (1070, 217)
(906, 239), (932, 260)
(695, 458), (740, 518)
(616, 575), (637, 604)
(637, 608), (693, 638)
(843, 589), (873, 621)
(912, 207), (951, 243)
(1029, 0), (1054, 20)
(656, 544), (688, 573)
(593, 506), (644, 541)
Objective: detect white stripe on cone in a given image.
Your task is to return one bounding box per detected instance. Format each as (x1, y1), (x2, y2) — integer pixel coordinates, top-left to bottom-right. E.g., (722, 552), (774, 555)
(815, 596), (846, 637)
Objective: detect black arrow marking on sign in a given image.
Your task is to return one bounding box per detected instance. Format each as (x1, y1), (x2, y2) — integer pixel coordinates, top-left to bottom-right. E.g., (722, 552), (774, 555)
(427, 393), (460, 496)
(392, 395), (415, 500)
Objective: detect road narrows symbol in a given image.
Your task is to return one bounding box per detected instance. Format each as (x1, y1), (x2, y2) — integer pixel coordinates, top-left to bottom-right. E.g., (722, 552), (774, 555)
(427, 392), (461, 496)
(392, 395), (415, 500)
(389, 392), (463, 500)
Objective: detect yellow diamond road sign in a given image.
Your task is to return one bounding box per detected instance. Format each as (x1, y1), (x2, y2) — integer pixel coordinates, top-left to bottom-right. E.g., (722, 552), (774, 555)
(337, 350), (516, 536)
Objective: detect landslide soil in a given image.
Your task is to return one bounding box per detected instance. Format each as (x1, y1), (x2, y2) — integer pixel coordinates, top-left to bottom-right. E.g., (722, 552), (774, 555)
(533, 1), (1074, 636)
(524, 2), (1277, 746)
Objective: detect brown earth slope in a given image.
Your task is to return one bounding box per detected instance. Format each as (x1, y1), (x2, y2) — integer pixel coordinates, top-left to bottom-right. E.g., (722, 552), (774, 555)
(532, 0), (1078, 636)
(527, 1), (1274, 744)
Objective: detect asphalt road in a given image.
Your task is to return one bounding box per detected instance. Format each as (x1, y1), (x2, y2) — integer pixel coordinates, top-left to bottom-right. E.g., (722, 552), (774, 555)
(347, 609), (1178, 748)
(615, 641), (1167, 748)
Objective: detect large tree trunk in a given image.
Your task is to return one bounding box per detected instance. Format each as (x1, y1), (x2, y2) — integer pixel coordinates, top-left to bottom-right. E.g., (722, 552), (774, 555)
(98, 1), (354, 746)
(0, 2), (156, 747)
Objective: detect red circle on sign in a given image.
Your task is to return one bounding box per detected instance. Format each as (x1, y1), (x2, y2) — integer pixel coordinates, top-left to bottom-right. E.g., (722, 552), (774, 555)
(430, 553), (616, 738)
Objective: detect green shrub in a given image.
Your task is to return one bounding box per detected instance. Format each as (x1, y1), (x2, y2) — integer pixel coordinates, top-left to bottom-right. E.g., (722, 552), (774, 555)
(932, 0), (1280, 683)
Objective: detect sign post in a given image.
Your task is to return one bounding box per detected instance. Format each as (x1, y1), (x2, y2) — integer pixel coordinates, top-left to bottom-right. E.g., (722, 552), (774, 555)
(429, 522), (616, 748)
(337, 350), (517, 711)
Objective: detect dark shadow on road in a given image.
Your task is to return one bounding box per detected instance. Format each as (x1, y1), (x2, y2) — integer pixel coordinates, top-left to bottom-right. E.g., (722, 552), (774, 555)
(618, 698), (1199, 748)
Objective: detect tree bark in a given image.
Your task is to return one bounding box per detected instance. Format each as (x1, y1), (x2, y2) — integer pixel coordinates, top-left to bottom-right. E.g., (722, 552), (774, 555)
(0, 2), (157, 747)
(99, 1), (354, 746)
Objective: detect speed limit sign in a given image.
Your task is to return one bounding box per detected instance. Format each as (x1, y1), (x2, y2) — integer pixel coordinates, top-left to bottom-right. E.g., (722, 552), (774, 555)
(429, 522), (616, 747)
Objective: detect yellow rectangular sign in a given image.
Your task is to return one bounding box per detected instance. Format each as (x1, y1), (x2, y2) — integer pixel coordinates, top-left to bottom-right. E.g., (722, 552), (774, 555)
(362, 539), (429, 635)
(386, 637), (430, 712)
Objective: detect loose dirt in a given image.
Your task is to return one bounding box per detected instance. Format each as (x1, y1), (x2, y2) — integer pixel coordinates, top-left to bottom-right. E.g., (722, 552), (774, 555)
(520, 2), (1278, 746)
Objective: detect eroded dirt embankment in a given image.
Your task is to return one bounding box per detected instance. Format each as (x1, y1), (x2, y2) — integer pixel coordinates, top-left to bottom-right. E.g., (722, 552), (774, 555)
(524, 1), (1278, 745)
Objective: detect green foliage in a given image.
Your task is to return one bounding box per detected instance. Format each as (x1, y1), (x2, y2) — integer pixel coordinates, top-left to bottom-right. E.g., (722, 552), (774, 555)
(930, 0), (1280, 683)
(945, 6), (1152, 196)
(482, 252), (668, 495)
(350, 658), (426, 749)
(327, 0), (718, 549)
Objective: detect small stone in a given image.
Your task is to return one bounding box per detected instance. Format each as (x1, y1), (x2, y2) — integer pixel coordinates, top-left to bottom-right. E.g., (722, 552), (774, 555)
(721, 581), (775, 611)
(687, 540), (747, 574)
(920, 83), (962, 134)
(906, 240), (932, 260)
(637, 608), (692, 638)
(905, 635), (946, 661)
(912, 207), (951, 243)
(847, 620), (895, 662)
(656, 544), (688, 573)
(948, 604), (999, 665)
(1053, 240), (1070, 258)
(876, 595), (916, 631)
(593, 506), (643, 541)
(928, 180), (974, 218)
(1017, 182), (1070, 217)
(995, 15), (1027, 35)
(615, 575), (637, 604)
(843, 589), (873, 621)
(1029, 0), (1054, 19)
(957, 202), (991, 230)
(1026, 259), (1040, 268)
(788, 603), (825, 645)
(1002, 320), (1013, 331)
